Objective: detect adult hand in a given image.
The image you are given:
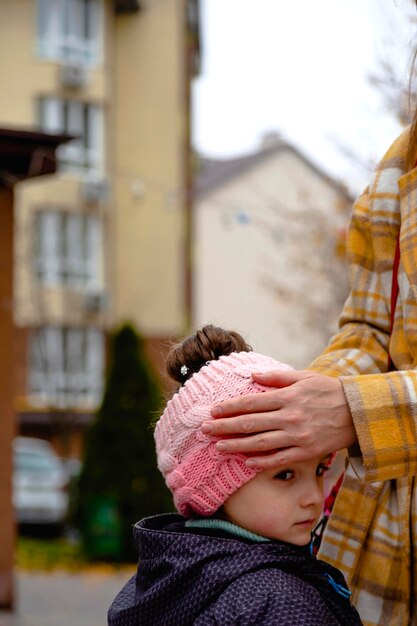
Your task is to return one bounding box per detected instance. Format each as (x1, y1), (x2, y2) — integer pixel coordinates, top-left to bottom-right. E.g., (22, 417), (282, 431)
(201, 370), (357, 469)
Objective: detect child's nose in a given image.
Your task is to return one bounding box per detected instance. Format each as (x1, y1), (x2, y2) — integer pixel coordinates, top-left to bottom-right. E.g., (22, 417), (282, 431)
(300, 479), (323, 507)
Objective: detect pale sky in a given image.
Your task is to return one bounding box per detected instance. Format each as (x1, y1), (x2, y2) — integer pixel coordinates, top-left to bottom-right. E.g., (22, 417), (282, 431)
(192, 0), (416, 193)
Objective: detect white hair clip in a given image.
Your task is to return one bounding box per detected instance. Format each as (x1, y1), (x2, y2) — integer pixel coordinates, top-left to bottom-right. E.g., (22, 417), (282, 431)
(180, 365), (188, 376)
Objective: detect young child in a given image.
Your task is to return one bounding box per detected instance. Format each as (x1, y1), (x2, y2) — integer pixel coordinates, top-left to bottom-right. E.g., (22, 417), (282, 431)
(108, 325), (362, 626)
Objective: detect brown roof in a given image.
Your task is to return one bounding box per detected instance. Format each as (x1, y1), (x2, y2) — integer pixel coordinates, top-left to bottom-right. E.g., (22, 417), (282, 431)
(0, 126), (72, 185)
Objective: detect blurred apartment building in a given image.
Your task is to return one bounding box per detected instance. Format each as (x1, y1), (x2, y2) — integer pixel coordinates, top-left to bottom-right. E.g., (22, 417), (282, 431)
(0, 0), (199, 458)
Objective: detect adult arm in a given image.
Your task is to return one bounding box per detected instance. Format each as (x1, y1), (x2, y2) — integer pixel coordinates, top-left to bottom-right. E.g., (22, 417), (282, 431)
(206, 133), (417, 481)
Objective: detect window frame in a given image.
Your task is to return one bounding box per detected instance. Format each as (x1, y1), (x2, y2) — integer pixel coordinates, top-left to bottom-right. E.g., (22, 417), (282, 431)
(34, 209), (105, 292)
(36, 0), (103, 67)
(28, 325), (104, 409)
(38, 97), (104, 174)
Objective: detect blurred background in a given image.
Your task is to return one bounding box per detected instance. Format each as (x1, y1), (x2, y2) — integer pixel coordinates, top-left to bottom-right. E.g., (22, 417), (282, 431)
(0, 0), (415, 624)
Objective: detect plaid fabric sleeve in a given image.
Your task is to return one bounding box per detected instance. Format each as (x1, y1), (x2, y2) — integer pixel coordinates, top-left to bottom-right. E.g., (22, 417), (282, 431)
(341, 371), (417, 482)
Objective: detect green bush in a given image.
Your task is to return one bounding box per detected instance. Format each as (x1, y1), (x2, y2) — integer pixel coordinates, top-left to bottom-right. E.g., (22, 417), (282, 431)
(77, 323), (173, 561)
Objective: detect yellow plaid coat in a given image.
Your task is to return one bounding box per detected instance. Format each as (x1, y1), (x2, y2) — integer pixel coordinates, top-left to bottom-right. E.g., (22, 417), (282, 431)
(310, 127), (417, 626)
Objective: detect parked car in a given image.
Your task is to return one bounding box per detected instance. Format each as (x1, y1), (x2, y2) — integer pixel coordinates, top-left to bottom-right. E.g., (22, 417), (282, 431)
(13, 437), (70, 533)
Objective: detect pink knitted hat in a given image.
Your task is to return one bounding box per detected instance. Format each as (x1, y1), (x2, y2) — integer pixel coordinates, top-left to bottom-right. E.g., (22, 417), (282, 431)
(154, 351), (294, 518)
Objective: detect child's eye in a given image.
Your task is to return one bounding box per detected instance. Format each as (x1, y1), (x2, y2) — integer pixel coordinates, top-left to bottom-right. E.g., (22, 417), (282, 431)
(274, 470), (294, 481)
(316, 464), (330, 477)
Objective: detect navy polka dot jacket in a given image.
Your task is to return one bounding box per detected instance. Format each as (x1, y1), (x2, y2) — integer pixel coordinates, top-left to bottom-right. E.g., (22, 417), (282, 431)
(108, 514), (363, 625)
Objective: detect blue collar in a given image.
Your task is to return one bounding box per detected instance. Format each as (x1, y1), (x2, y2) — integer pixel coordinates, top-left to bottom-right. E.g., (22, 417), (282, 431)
(185, 518), (271, 543)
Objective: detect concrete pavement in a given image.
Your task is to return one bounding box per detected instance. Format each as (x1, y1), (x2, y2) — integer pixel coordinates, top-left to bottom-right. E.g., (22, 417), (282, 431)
(0, 567), (135, 626)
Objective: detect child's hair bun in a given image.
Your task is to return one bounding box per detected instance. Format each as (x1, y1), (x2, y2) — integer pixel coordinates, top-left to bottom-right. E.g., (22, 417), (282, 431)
(166, 324), (252, 384)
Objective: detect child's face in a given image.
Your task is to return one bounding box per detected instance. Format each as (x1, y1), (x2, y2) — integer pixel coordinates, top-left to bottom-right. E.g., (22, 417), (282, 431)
(222, 455), (330, 545)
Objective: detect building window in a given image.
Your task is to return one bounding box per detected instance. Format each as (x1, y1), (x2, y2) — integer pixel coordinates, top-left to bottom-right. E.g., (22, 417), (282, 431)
(37, 0), (101, 65)
(34, 210), (104, 291)
(39, 98), (104, 174)
(29, 326), (104, 409)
